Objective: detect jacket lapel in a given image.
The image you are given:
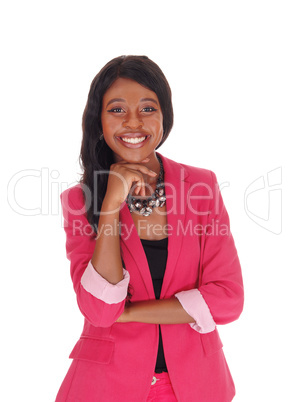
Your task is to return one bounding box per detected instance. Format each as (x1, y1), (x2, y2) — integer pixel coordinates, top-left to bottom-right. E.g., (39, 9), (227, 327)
(119, 152), (190, 299)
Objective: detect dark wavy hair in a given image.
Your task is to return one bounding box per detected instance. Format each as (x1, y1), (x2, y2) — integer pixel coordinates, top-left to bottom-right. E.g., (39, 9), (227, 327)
(79, 55), (174, 234)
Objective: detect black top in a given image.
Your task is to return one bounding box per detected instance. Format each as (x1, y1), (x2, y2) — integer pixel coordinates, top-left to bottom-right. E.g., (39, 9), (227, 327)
(140, 236), (168, 373)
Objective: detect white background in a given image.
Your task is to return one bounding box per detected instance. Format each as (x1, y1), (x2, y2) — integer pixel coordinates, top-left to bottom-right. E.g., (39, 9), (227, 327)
(1, 1), (288, 401)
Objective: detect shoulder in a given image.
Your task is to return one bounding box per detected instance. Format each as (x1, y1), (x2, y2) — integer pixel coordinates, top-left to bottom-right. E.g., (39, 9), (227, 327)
(180, 162), (217, 185)
(161, 153), (217, 185)
(60, 183), (85, 210)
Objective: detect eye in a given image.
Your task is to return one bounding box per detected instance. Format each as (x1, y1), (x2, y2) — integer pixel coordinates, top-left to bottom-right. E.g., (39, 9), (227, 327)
(107, 107), (124, 113)
(142, 107), (157, 112)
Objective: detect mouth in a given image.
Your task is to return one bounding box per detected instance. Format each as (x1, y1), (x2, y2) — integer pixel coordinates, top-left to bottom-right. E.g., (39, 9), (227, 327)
(116, 134), (151, 148)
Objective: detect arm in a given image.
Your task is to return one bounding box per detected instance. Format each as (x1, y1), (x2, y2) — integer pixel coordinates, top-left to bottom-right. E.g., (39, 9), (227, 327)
(196, 171), (244, 325)
(60, 161), (158, 328)
(118, 170), (244, 332)
(60, 187), (129, 328)
(173, 171), (244, 329)
(117, 298), (196, 324)
(90, 198), (123, 284)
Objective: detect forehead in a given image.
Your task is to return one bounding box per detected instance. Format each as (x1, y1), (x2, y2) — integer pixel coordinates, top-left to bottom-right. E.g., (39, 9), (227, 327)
(103, 77), (159, 102)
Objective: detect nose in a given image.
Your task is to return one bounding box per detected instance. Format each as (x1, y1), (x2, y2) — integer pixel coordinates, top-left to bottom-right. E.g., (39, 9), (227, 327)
(122, 111), (143, 129)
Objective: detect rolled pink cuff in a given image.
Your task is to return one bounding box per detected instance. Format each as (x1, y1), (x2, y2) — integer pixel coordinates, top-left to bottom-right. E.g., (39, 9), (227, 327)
(175, 289), (216, 333)
(80, 260), (130, 304)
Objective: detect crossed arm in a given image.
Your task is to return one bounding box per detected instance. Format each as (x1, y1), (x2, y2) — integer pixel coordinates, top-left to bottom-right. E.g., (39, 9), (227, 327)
(62, 172), (243, 332)
(89, 199), (197, 325)
(116, 298), (196, 324)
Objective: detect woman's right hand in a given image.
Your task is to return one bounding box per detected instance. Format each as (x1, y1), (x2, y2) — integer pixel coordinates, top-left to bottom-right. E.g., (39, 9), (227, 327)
(103, 158), (158, 209)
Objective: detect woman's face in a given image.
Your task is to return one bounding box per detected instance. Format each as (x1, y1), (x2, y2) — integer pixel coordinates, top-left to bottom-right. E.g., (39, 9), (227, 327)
(101, 77), (163, 163)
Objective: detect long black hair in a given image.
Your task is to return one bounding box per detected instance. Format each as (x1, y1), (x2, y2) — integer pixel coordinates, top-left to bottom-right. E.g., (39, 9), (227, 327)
(79, 55), (174, 234)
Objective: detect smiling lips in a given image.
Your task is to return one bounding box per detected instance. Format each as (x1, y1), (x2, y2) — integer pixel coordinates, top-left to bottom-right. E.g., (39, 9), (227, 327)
(121, 136), (146, 144)
(116, 133), (150, 148)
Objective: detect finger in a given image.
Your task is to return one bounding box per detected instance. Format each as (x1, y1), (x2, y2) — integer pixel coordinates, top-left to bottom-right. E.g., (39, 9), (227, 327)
(127, 172), (143, 195)
(139, 180), (147, 197)
(141, 182), (146, 196)
(135, 177), (146, 196)
(134, 181), (142, 196)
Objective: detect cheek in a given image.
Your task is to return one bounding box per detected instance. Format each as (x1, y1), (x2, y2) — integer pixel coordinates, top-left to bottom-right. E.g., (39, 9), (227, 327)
(151, 116), (163, 133)
(101, 116), (117, 133)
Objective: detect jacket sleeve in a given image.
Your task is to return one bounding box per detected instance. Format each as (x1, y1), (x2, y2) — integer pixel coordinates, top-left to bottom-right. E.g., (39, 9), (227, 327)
(175, 170), (244, 331)
(60, 186), (130, 328)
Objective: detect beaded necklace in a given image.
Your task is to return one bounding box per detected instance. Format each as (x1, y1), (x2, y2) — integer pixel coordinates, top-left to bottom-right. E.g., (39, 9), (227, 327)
(125, 154), (166, 216)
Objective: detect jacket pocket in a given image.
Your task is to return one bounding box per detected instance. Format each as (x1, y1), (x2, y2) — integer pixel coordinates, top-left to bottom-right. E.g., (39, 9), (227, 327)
(200, 328), (223, 356)
(69, 336), (115, 364)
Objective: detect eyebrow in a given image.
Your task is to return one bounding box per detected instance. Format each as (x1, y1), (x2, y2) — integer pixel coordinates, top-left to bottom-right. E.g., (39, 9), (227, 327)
(106, 97), (158, 108)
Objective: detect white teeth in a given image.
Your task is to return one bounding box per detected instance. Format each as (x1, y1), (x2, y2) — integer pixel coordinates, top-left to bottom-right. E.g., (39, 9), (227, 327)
(120, 136), (146, 144)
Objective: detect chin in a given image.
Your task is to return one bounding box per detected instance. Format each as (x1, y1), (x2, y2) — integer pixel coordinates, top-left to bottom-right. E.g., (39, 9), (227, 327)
(115, 152), (148, 163)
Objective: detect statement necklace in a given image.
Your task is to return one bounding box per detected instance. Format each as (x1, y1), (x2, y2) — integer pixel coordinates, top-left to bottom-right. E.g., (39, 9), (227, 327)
(125, 154), (166, 216)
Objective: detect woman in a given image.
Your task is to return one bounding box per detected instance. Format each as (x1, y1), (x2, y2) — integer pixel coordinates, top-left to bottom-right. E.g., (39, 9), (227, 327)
(56, 55), (244, 402)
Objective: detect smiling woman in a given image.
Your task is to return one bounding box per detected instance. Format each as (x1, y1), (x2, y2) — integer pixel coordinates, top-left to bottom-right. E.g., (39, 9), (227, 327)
(101, 77), (164, 161)
(56, 55), (244, 402)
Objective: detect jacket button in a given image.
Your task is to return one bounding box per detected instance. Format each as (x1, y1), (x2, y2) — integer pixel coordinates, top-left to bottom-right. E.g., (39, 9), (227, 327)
(151, 376), (157, 385)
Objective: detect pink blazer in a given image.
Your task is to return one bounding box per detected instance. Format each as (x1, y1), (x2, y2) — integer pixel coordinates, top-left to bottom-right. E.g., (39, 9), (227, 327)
(56, 151), (244, 402)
